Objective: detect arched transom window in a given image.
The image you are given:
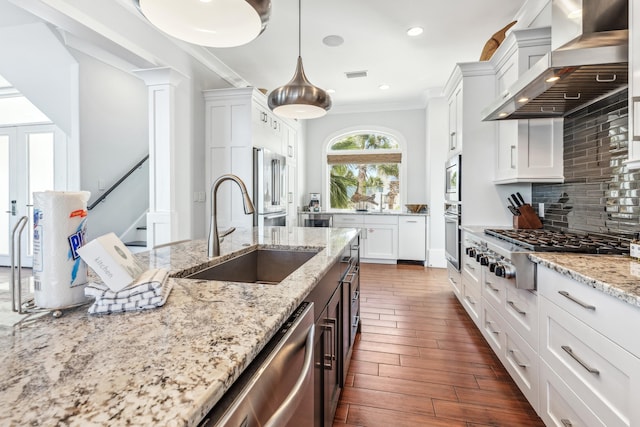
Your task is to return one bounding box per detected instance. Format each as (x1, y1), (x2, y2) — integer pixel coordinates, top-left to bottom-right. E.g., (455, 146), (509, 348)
(327, 132), (402, 211)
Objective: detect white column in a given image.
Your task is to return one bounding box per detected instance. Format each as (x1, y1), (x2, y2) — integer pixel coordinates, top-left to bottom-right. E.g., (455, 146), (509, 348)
(133, 67), (185, 248)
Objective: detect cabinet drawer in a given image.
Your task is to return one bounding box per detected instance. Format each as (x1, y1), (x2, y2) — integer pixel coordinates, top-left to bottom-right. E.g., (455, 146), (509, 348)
(504, 325), (539, 411)
(364, 215), (398, 225)
(448, 263), (462, 297)
(540, 298), (640, 427)
(504, 285), (538, 350)
(461, 256), (481, 287)
(481, 302), (505, 354)
(482, 270), (505, 311)
(462, 279), (481, 327)
(332, 215), (364, 227)
(538, 267), (640, 358)
(539, 359), (608, 427)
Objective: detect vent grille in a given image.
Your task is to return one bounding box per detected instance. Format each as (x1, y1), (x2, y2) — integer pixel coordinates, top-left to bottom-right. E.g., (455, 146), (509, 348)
(345, 70), (368, 79)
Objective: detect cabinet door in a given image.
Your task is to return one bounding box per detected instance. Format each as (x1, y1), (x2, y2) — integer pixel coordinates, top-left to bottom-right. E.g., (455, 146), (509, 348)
(398, 216), (425, 260)
(363, 225), (397, 259)
(448, 85), (462, 154)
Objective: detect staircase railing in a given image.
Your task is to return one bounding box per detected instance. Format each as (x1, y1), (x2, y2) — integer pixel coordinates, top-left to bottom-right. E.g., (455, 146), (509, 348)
(88, 154), (149, 210)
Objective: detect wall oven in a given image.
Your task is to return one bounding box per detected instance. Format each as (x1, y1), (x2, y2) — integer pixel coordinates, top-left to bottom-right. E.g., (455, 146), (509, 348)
(444, 203), (461, 270)
(445, 154), (461, 203)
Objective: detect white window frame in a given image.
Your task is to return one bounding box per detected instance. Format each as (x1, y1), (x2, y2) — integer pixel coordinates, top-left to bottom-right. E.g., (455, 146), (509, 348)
(322, 126), (407, 212)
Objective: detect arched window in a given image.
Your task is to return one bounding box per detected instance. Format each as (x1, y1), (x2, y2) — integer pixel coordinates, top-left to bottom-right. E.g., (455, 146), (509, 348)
(326, 131), (404, 211)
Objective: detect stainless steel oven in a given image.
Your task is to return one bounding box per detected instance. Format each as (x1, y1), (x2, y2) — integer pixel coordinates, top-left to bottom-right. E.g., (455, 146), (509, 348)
(444, 203), (461, 270)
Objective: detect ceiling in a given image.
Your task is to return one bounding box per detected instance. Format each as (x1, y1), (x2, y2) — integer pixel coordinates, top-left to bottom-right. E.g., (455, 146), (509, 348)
(207, 0), (529, 113)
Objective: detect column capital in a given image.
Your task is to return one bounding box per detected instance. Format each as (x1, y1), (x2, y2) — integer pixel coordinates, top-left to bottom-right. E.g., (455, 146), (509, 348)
(133, 67), (187, 87)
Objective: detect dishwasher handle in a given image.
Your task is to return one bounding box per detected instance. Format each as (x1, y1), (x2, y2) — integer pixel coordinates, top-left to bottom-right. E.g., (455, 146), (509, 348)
(264, 324), (315, 427)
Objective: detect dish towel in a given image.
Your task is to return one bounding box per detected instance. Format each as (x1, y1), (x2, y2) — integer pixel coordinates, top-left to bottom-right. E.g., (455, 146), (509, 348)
(84, 268), (172, 315)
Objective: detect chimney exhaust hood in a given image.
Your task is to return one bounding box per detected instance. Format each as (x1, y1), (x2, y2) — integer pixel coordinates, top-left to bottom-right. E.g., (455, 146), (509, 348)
(482, 0), (628, 121)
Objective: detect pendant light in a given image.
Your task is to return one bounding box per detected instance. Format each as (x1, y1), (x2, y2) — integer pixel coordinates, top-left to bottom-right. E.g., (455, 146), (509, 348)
(134, 0), (271, 48)
(268, 0), (331, 119)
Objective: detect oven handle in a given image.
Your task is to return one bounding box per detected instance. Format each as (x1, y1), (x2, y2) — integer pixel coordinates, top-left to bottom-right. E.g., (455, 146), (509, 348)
(264, 324), (315, 427)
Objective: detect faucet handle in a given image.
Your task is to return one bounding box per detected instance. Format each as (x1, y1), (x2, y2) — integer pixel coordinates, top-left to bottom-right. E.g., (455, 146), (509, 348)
(219, 227), (236, 239)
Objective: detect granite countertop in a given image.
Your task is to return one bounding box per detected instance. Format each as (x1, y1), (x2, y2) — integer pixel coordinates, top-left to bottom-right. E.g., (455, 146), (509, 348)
(529, 253), (640, 308)
(301, 210), (428, 216)
(0, 226), (357, 427)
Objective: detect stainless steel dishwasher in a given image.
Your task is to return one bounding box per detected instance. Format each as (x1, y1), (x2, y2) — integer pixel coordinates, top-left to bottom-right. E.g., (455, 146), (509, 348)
(199, 302), (315, 427)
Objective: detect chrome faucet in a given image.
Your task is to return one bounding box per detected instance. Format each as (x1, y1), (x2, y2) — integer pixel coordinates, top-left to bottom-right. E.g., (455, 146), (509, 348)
(208, 174), (255, 257)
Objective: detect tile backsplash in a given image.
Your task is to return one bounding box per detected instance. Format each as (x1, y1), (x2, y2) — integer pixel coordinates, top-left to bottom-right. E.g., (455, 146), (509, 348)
(532, 89), (636, 237)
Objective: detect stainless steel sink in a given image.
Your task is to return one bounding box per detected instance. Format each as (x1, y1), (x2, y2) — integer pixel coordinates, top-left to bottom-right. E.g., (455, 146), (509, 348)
(185, 249), (320, 284)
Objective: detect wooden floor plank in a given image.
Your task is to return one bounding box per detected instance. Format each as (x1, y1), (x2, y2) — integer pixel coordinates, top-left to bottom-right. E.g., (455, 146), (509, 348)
(333, 263), (544, 427)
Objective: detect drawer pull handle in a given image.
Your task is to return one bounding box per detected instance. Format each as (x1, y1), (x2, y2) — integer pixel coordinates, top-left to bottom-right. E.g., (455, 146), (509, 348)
(561, 419), (573, 427)
(485, 281), (499, 293)
(507, 300), (526, 315)
(558, 291), (596, 310)
(561, 345), (599, 375)
(465, 263), (475, 271)
(465, 296), (477, 306)
(508, 349), (528, 368)
(485, 320), (500, 335)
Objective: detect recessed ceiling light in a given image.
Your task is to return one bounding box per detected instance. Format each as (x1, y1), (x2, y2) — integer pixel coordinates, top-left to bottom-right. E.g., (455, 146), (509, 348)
(517, 97), (529, 103)
(546, 76), (560, 83)
(379, 84), (390, 90)
(499, 112), (508, 118)
(322, 35), (344, 47)
(407, 27), (423, 37)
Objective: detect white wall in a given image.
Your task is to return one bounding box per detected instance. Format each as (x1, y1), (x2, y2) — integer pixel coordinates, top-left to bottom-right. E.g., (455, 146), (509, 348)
(425, 95), (448, 268)
(73, 49), (150, 240)
(304, 109), (427, 207)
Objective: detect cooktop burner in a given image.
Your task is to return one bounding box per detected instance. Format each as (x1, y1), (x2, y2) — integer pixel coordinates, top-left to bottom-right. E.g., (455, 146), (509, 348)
(484, 228), (630, 255)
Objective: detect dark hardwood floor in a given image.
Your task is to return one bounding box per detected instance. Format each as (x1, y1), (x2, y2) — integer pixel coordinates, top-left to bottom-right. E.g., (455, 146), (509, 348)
(333, 263), (545, 427)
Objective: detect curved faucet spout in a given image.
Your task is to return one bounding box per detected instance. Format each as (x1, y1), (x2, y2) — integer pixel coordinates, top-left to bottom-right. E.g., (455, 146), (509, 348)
(208, 174), (255, 257)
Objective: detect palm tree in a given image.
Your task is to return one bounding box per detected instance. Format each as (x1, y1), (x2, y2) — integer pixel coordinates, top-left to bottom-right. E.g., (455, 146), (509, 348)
(329, 134), (400, 209)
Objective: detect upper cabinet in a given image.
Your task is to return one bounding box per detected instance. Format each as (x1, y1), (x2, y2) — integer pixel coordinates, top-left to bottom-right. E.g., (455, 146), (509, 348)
(447, 82), (463, 155)
(489, 27), (564, 184)
(628, 0), (640, 169)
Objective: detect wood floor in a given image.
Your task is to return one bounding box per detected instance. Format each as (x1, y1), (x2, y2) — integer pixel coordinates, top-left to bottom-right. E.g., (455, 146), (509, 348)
(333, 263), (545, 427)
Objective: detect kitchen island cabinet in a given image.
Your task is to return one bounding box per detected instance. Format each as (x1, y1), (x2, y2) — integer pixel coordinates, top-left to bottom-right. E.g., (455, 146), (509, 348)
(0, 227), (359, 427)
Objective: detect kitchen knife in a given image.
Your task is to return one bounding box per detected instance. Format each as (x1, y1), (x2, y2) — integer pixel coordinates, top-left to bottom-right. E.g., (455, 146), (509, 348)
(510, 194), (521, 207)
(508, 205), (521, 216)
(515, 192), (526, 206)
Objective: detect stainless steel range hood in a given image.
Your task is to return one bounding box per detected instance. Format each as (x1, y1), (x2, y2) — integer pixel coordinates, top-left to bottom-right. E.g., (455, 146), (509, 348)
(482, 0), (628, 121)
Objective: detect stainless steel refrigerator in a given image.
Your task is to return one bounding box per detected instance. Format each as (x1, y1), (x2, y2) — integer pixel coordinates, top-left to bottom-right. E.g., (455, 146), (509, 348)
(253, 147), (287, 226)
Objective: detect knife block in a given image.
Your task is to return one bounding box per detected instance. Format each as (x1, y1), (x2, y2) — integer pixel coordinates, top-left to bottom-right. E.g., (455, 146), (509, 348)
(513, 204), (543, 229)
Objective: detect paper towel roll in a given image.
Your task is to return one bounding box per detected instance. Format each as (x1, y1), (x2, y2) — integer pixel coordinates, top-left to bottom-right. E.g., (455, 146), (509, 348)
(33, 191), (91, 309)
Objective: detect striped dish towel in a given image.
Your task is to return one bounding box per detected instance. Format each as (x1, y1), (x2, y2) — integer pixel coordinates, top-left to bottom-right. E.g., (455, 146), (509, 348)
(85, 268), (173, 315)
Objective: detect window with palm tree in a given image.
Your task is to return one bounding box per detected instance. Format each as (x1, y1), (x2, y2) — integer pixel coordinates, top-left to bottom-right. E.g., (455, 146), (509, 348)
(327, 133), (402, 211)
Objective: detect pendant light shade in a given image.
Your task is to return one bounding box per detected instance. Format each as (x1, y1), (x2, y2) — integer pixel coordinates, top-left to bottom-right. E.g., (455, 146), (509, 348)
(134, 0), (271, 48)
(267, 0), (331, 119)
(268, 56), (332, 119)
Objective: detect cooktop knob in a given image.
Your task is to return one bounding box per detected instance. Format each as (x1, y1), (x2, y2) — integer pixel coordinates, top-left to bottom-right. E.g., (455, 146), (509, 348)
(467, 248), (477, 258)
(479, 255), (490, 266)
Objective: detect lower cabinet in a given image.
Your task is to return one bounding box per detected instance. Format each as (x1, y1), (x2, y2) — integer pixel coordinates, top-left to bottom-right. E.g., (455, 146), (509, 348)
(307, 235), (360, 427)
(332, 214), (401, 263)
(398, 215), (426, 262)
(537, 267), (640, 427)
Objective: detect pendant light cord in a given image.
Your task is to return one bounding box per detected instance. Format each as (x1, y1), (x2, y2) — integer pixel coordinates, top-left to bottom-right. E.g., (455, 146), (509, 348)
(298, 0), (301, 57)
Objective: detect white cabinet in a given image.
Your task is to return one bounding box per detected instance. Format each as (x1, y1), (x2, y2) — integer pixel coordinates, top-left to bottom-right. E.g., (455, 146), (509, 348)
(537, 267), (640, 427)
(627, 0), (640, 168)
(398, 215), (426, 262)
(489, 27), (564, 184)
(203, 87), (298, 230)
(332, 214), (398, 263)
(447, 82), (463, 155)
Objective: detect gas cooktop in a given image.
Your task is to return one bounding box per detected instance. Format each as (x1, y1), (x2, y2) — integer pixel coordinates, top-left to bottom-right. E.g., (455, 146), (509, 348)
(484, 228), (630, 255)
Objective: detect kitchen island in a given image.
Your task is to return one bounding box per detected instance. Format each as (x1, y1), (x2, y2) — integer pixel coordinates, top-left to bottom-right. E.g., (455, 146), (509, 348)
(0, 226), (358, 427)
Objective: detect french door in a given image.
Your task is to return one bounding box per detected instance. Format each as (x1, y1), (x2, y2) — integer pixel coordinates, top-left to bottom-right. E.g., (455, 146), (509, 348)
(0, 124), (67, 267)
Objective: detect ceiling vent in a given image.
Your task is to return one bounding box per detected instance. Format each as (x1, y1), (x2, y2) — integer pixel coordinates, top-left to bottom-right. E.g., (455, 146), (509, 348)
(345, 70), (368, 79)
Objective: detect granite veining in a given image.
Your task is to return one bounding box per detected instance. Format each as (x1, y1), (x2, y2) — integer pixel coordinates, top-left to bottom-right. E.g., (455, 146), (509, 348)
(529, 253), (640, 308)
(0, 226), (358, 427)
